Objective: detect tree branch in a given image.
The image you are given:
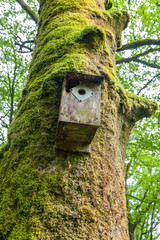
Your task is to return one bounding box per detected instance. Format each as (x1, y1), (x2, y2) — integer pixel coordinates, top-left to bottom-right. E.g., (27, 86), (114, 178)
(3, 53), (12, 96)
(17, 50), (33, 53)
(116, 48), (160, 64)
(15, 42), (33, 52)
(15, 36), (34, 52)
(150, 204), (156, 240)
(21, 40), (35, 44)
(1, 119), (9, 129)
(134, 59), (160, 69)
(137, 73), (160, 95)
(127, 194), (142, 202)
(117, 39), (160, 52)
(135, 189), (149, 210)
(15, 0), (39, 24)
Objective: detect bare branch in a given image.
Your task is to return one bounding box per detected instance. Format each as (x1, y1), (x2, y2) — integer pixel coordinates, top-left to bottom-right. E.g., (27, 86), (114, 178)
(15, 0), (39, 24)
(135, 189), (149, 210)
(137, 73), (160, 95)
(3, 53), (12, 96)
(117, 39), (160, 52)
(1, 120), (9, 129)
(0, 113), (9, 120)
(21, 40), (35, 44)
(134, 59), (160, 69)
(155, 233), (160, 239)
(9, 62), (17, 124)
(17, 50), (33, 53)
(116, 48), (160, 64)
(126, 194), (142, 202)
(15, 42), (33, 52)
(15, 36), (34, 52)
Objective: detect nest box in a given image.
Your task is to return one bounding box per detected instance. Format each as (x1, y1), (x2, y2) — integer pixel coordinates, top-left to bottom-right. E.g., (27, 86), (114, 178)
(55, 72), (104, 153)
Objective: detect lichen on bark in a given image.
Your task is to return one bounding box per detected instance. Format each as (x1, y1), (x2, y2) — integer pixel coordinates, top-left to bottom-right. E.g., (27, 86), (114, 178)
(0, 0), (157, 239)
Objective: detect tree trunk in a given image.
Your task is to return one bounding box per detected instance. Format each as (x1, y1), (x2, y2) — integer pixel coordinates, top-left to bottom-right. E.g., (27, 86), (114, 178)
(0, 0), (157, 239)
(128, 222), (136, 240)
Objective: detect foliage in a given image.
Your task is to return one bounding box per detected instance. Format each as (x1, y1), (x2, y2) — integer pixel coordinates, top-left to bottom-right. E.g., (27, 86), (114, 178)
(115, 0), (160, 98)
(0, 0), (38, 143)
(113, 0), (160, 238)
(126, 113), (160, 239)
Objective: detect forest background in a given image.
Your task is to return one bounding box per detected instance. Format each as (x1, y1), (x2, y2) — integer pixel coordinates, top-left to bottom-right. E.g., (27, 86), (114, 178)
(0, 0), (160, 239)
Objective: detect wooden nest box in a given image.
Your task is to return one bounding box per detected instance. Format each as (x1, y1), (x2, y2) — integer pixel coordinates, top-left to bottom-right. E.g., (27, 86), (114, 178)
(55, 71), (104, 153)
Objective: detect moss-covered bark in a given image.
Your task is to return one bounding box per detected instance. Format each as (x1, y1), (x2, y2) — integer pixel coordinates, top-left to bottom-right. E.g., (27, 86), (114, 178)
(0, 0), (157, 239)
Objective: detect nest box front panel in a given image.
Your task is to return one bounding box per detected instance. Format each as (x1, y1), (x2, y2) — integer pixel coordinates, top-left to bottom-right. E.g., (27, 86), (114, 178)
(59, 80), (101, 126)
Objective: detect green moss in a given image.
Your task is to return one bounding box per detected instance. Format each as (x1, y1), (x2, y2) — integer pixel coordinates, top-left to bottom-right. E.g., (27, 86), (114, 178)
(80, 204), (98, 223)
(79, 25), (105, 41)
(0, 156), (64, 239)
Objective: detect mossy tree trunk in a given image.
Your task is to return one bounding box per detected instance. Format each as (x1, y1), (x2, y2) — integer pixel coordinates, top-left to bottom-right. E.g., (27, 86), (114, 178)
(0, 0), (157, 239)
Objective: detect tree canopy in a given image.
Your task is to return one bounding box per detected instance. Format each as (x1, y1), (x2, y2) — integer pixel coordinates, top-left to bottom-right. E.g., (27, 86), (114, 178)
(0, 0), (160, 239)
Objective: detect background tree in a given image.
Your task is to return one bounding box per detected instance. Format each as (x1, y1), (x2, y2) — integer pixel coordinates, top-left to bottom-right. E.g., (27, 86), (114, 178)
(0, 0), (37, 143)
(113, 1), (160, 239)
(0, 0), (159, 239)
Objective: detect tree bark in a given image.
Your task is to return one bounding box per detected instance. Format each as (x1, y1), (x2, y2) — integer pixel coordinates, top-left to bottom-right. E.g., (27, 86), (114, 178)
(0, 0), (157, 239)
(128, 222), (136, 240)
